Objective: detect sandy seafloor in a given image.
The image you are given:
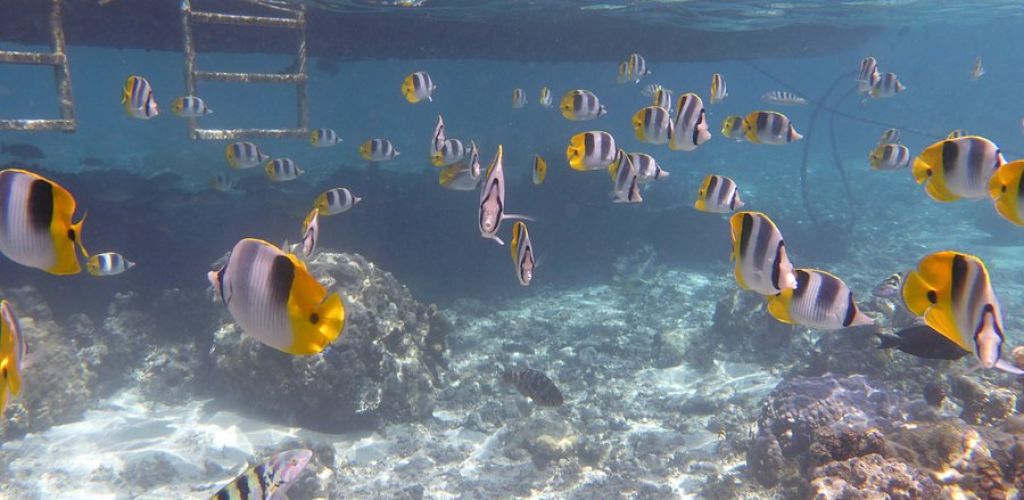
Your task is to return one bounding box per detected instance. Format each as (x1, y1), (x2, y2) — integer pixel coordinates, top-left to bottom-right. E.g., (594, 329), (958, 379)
(0, 265), (783, 499)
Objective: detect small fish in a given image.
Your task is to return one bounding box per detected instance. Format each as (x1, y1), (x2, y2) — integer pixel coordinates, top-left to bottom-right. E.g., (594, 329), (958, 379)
(502, 368), (563, 406)
(170, 96), (212, 117)
(912, 135), (1004, 201)
(641, 83), (661, 97)
(608, 150), (642, 204)
(669, 93), (711, 152)
(709, 73), (728, 104)
(632, 106), (673, 145)
(86, 252), (135, 276)
(629, 152), (668, 183)
(401, 71), (435, 103)
(438, 141), (482, 191)
(478, 145), (530, 245)
(310, 128), (341, 147)
(121, 75), (158, 119)
(767, 269), (874, 330)
(872, 272), (904, 298)
(314, 187), (361, 215)
(509, 221), (535, 286)
(512, 88), (527, 109)
(970, 56), (985, 81)
(300, 208), (319, 258)
(0, 143), (45, 160)
(869, 143), (911, 170)
(264, 158), (303, 182)
(720, 116), (747, 141)
(988, 159), (1024, 226)
(876, 325), (970, 361)
(211, 449), (313, 500)
(729, 211), (797, 296)
(359, 139), (400, 162)
(651, 86), (673, 110)
(741, 111), (803, 145)
(695, 174), (743, 213)
(946, 129), (969, 139)
(432, 139), (466, 167)
(901, 251), (1022, 373)
(870, 72), (906, 98)
(623, 53), (651, 84)
(566, 131), (617, 172)
(857, 56), (880, 95)
(0, 300), (26, 413)
(209, 174), (238, 192)
(616, 61), (630, 85)
(533, 154), (547, 185)
(877, 128), (901, 146)
(225, 142), (269, 170)
(431, 114), (447, 154)
(760, 91), (808, 106)
(208, 238), (344, 355)
(539, 87), (553, 108)
(560, 89), (607, 121)
(0, 169), (88, 275)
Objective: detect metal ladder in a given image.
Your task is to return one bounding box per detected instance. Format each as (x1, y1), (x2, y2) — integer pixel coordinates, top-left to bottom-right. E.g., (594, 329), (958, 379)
(0, 0), (76, 132)
(180, 0), (309, 140)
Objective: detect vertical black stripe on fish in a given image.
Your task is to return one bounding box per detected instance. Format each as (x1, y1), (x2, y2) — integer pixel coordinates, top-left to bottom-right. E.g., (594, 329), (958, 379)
(770, 241), (786, 291)
(255, 463), (271, 496)
(214, 488), (231, 500)
(573, 93), (584, 115)
(584, 133), (595, 161)
(729, 191), (738, 210)
(756, 112), (769, 137)
(716, 179), (732, 207)
(792, 269), (811, 300)
(643, 108), (653, 132)
(235, 471), (252, 499)
(599, 134), (611, 162)
(843, 290), (857, 326)
(268, 255), (295, 307)
(965, 139), (987, 187)
(1016, 166), (1024, 207)
(738, 213), (753, 259)
(706, 175), (720, 204)
(977, 304), (1004, 348)
(770, 115), (784, 138)
(27, 179), (54, 231)
(815, 273), (842, 316)
(950, 253), (970, 322)
(752, 216), (772, 270)
(941, 140), (959, 180)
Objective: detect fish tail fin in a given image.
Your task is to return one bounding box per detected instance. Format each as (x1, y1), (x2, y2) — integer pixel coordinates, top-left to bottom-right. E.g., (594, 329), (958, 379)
(315, 292), (345, 347)
(875, 333), (901, 350)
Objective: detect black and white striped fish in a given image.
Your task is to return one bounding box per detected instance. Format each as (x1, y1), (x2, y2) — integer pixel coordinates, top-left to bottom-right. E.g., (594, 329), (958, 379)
(709, 73), (727, 104)
(877, 128), (901, 146)
(170, 96), (211, 118)
(857, 56), (880, 95)
(767, 269), (874, 330)
(359, 138), (400, 162)
(211, 449), (312, 500)
(728, 211), (796, 296)
(439, 141), (482, 191)
(631, 106), (673, 145)
(121, 75), (158, 119)
(512, 88), (527, 109)
(869, 143), (911, 170)
(694, 174), (743, 213)
(314, 188), (361, 216)
(566, 131), (616, 171)
(760, 91), (808, 106)
(669, 93), (711, 152)
(741, 111), (803, 145)
(310, 128), (340, 147)
(208, 238), (344, 355)
(86, 252), (135, 276)
(478, 145), (530, 245)
(225, 142), (269, 170)
(0, 169), (88, 275)
(264, 158), (303, 182)
(401, 71), (435, 103)
(560, 89), (606, 121)
(628, 152), (669, 183)
(509, 221), (535, 286)
(870, 72), (906, 98)
(609, 150), (642, 204)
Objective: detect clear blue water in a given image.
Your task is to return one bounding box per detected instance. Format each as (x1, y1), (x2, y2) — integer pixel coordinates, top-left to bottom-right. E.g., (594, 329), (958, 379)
(2, 2), (1024, 498)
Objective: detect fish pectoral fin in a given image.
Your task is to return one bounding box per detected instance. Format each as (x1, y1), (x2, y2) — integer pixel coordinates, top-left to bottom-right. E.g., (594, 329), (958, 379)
(766, 293), (794, 324)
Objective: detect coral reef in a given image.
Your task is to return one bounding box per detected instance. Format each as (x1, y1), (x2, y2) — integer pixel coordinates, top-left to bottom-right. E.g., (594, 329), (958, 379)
(809, 453), (941, 498)
(209, 251), (448, 431)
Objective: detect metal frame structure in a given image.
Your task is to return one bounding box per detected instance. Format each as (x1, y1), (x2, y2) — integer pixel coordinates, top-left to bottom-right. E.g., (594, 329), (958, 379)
(181, 0), (309, 140)
(0, 0), (76, 132)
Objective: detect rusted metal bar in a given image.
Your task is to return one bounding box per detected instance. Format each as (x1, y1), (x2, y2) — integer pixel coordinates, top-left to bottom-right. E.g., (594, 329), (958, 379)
(294, 4), (309, 131)
(191, 11), (302, 29)
(50, 0), (75, 131)
(181, 0), (198, 139)
(194, 128), (309, 140)
(0, 0), (75, 132)
(0, 51), (62, 65)
(194, 70), (306, 84)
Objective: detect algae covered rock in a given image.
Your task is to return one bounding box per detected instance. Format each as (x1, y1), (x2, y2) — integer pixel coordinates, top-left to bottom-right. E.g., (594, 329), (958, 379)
(209, 251), (448, 431)
(809, 453), (941, 499)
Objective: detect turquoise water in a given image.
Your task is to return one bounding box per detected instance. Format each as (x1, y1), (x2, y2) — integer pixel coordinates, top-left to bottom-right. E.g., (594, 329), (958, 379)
(2, 2), (1024, 498)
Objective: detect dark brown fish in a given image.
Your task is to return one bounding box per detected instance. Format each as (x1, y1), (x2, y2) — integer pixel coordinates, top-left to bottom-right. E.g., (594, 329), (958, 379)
(502, 368), (563, 407)
(1, 143), (45, 160)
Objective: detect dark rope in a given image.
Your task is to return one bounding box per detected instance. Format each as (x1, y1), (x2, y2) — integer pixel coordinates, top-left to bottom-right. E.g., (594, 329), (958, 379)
(830, 86), (858, 233)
